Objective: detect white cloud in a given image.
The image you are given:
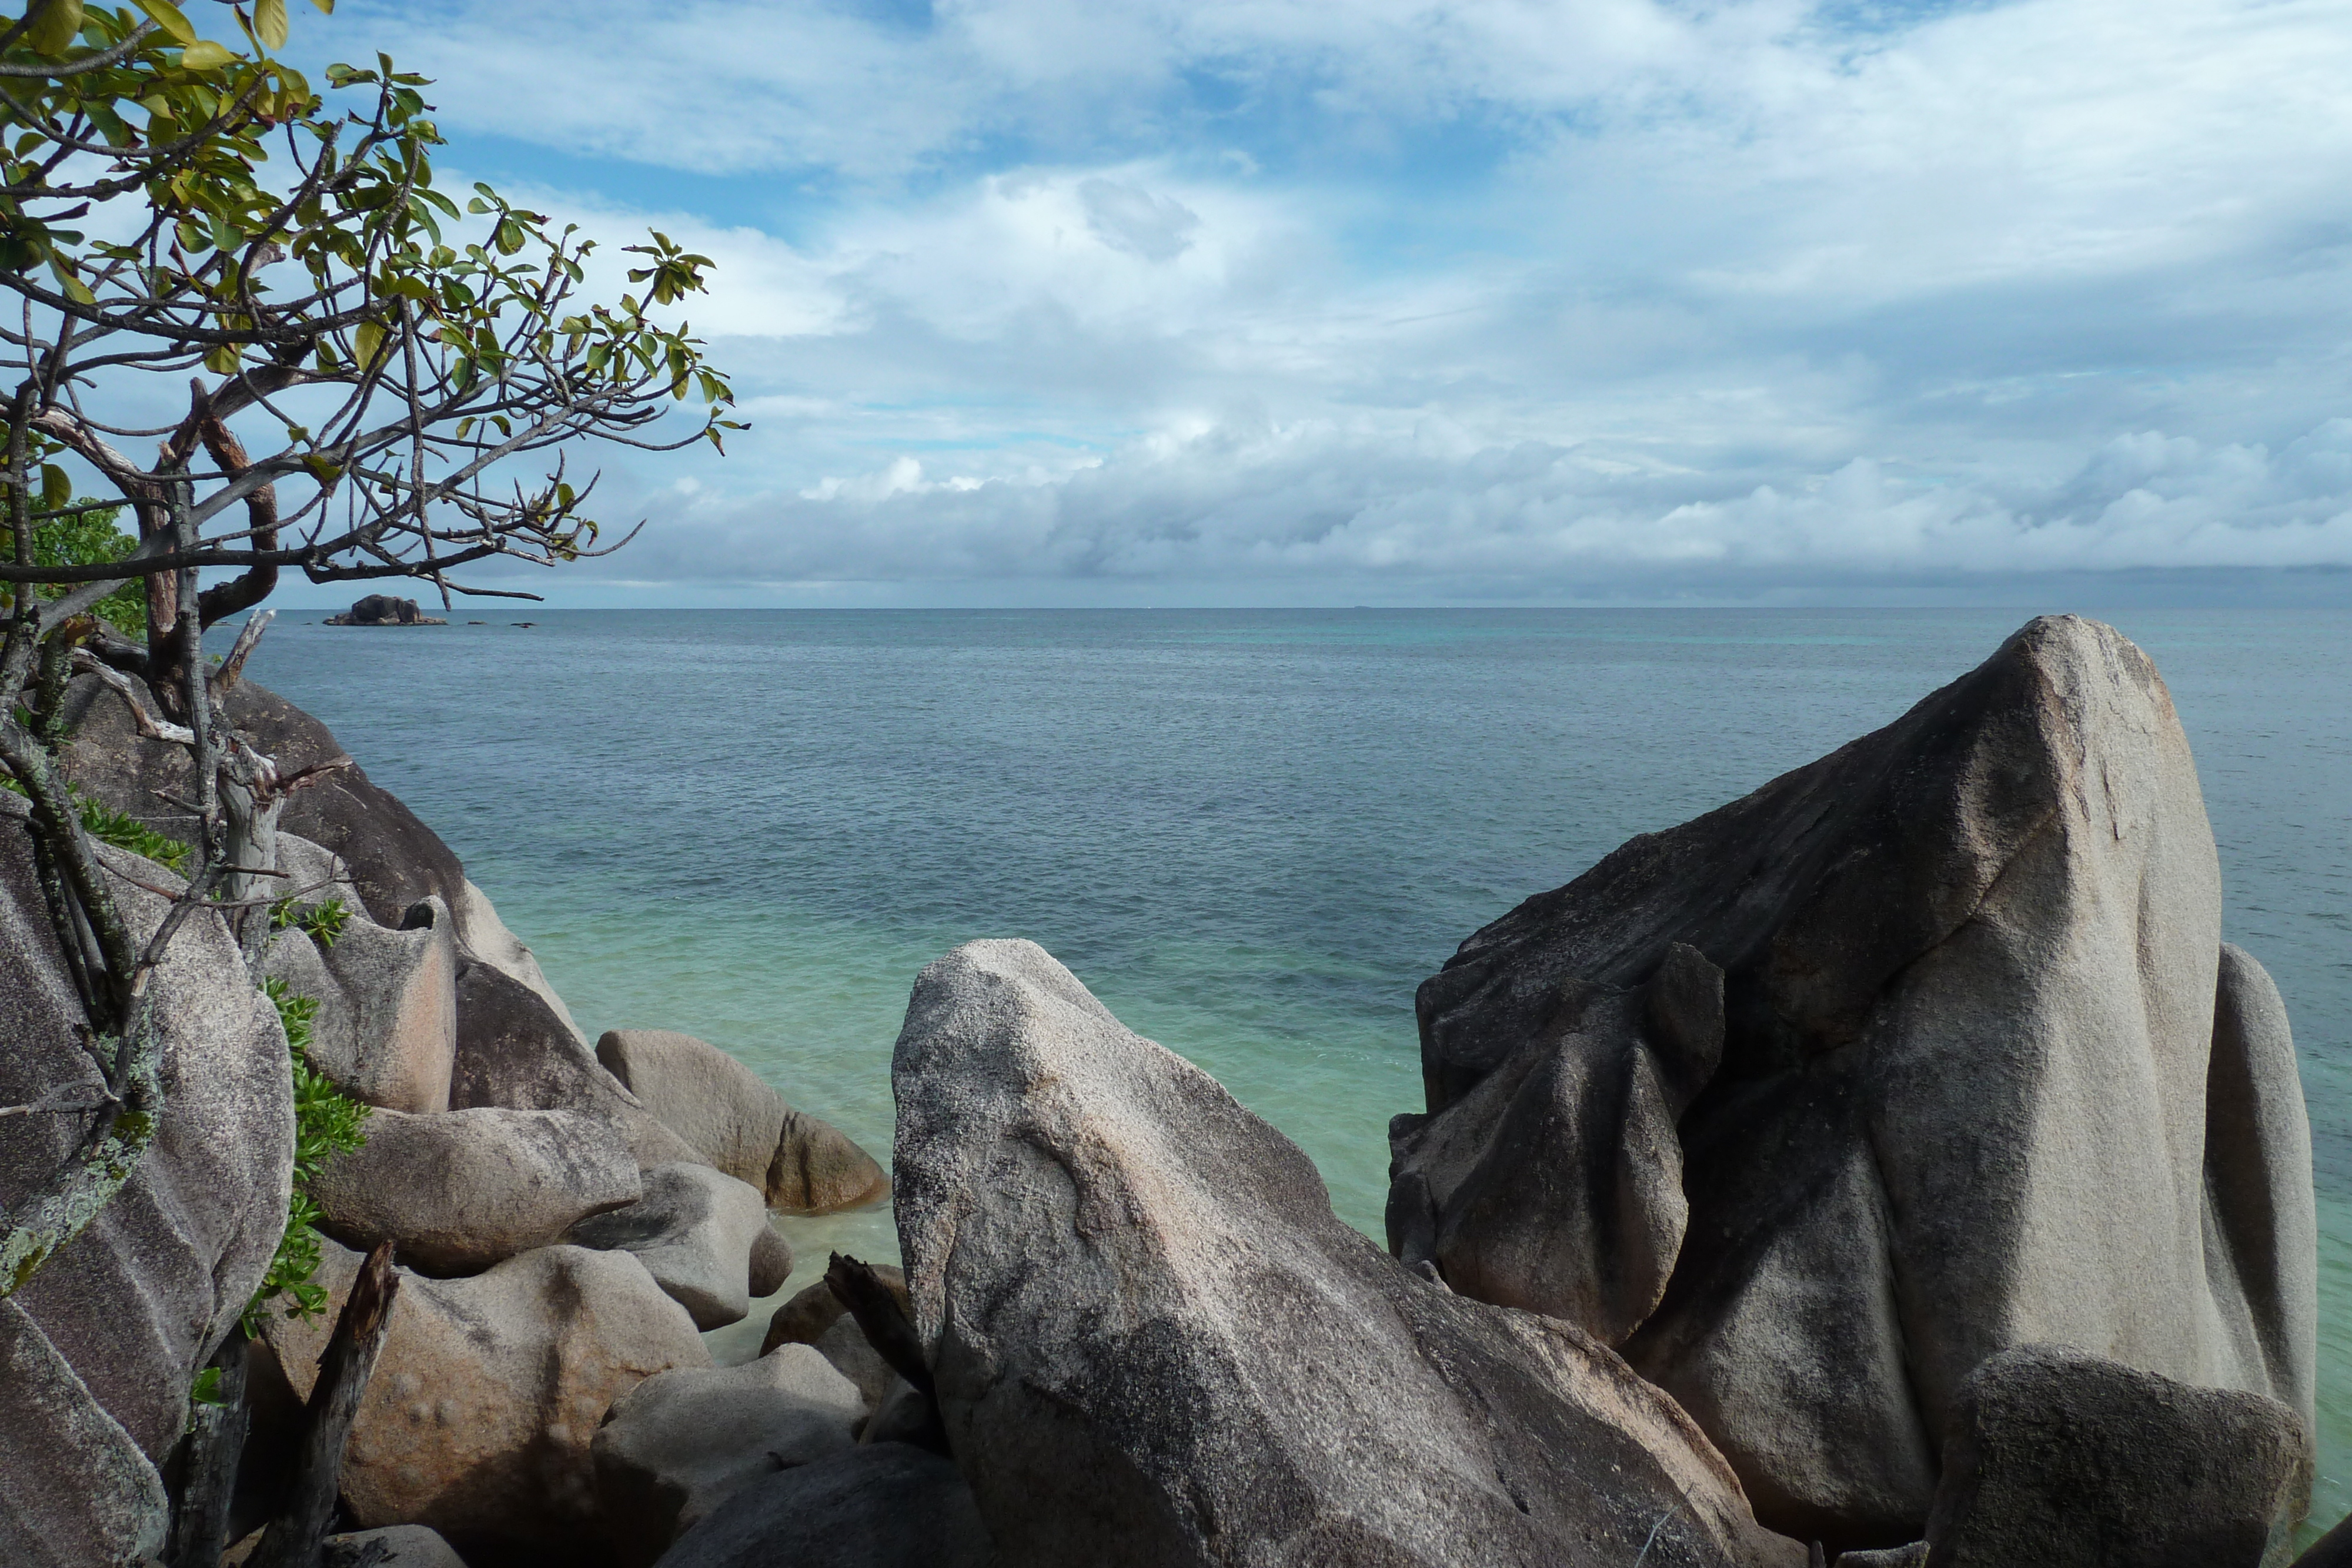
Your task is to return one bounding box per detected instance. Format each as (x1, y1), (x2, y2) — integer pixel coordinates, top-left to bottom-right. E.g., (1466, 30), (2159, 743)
(315, 0), (2352, 597)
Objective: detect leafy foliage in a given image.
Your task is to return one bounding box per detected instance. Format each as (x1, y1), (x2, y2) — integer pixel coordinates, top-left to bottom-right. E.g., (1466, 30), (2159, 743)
(0, 770), (191, 870)
(269, 890), (349, 947)
(0, 497), (145, 636)
(2, 0), (741, 613)
(246, 977), (370, 1329)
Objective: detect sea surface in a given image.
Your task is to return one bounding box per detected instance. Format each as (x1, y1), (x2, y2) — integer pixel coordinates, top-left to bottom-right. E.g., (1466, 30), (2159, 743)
(233, 606), (2352, 1533)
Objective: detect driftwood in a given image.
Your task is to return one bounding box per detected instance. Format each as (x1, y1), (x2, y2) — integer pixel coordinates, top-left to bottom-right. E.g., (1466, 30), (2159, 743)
(167, 1325), (250, 1568)
(249, 1241), (401, 1568)
(826, 1251), (931, 1396)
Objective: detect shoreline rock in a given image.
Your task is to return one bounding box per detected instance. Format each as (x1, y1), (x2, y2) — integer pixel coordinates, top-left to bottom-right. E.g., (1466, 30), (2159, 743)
(893, 937), (1806, 1567)
(1390, 614), (2318, 1550)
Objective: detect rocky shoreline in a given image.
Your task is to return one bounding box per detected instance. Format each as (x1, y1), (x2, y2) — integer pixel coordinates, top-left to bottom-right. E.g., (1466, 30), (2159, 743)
(0, 614), (2334, 1567)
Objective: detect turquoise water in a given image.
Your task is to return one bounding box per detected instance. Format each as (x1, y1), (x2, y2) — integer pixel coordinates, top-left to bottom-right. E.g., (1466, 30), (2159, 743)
(234, 607), (2352, 1529)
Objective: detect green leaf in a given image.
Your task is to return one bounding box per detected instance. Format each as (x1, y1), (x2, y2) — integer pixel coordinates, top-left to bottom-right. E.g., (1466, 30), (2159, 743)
(28, 0), (86, 55)
(353, 319), (385, 367)
(203, 342), (241, 373)
(254, 0), (288, 49)
(310, 0), (333, 11)
(40, 466), (70, 511)
(133, 0), (198, 45)
(190, 1366), (227, 1407)
(179, 39), (238, 69)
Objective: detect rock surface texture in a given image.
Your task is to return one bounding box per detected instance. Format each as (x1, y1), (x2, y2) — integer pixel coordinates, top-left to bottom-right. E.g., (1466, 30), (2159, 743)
(650, 1443), (990, 1568)
(565, 1162), (771, 1329)
(894, 938), (1805, 1568)
(260, 896), (457, 1114)
(598, 1028), (890, 1213)
(0, 795), (293, 1468)
(310, 1106), (640, 1275)
(452, 962), (703, 1169)
(593, 1345), (866, 1566)
(1923, 1345), (2310, 1568)
(0, 1299), (170, 1568)
(58, 671), (467, 928)
(1389, 616), (2318, 1551)
(262, 1238), (710, 1557)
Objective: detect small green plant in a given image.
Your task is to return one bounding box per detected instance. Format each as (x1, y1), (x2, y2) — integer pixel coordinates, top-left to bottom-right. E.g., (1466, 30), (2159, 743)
(245, 979), (372, 1330)
(270, 894), (352, 950)
(0, 773), (192, 872)
(0, 498), (147, 638)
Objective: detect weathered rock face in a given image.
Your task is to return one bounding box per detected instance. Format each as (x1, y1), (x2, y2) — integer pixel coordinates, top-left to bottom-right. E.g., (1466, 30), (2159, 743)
(326, 594), (445, 626)
(651, 1443), (991, 1568)
(58, 671), (469, 928)
(761, 1267), (912, 1409)
(566, 1162), (770, 1330)
(749, 1221), (792, 1297)
(597, 1028), (889, 1213)
(592, 1345), (865, 1567)
(0, 1299), (169, 1568)
(1389, 616), (2318, 1551)
(261, 896), (457, 1114)
(0, 795), (293, 1466)
(261, 1238), (710, 1557)
(453, 961), (702, 1169)
(894, 939), (1804, 1568)
(1923, 1345), (2310, 1568)
(455, 877), (589, 1045)
(311, 1106), (640, 1275)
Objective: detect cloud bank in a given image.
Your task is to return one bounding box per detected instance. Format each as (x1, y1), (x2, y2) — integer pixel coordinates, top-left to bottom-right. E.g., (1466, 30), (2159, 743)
(310, 0), (2352, 601)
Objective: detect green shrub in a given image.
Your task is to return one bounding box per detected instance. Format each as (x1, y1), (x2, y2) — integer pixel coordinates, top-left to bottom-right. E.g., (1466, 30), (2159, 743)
(0, 773), (192, 872)
(0, 499), (146, 638)
(246, 979), (372, 1330)
(270, 894), (352, 949)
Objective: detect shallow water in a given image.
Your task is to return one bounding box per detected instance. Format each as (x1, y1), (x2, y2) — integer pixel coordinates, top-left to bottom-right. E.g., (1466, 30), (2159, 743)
(233, 606), (2352, 1530)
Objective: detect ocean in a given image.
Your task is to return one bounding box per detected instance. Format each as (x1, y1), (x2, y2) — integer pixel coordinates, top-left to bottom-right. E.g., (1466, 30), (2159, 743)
(232, 606), (2352, 1533)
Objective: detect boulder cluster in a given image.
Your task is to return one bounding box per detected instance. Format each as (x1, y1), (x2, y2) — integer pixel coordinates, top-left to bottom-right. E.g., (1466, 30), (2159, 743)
(0, 615), (2333, 1568)
(323, 596), (446, 627)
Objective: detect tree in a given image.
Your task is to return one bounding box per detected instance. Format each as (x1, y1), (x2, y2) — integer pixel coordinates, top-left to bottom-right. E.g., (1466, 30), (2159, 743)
(0, 0), (739, 1301)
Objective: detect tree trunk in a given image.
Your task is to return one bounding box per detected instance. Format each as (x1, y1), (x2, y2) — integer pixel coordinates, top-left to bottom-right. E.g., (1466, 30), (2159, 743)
(168, 1325), (250, 1568)
(248, 1242), (400, 1568)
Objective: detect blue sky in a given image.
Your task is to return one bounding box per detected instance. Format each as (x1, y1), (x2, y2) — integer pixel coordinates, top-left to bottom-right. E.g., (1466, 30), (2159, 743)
(272, 0), (2352, 605)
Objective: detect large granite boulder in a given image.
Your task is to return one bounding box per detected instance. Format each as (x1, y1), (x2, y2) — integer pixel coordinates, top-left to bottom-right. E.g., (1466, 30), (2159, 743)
(260, 1238), (709, 1557)
(894, 938), (1805, 1568)
(1922, 1345), (2310, 1568)
(310, 1106), (640, 1274)
(650, 1443), (990, 1568)
(453, 961), (703, 1169)
(260, 895), (457, 1114)
(58, 671), (468, 929)
(455, 877), (589, 1045)
(593, 1345), (866, 1566)
(597, 1028), (889, 1213)
(565, 1162), (771, 1330)
(0, 1299), (170, 1568)
(1389, 616), (2317, 1552)
(0, 794), (293, 1468)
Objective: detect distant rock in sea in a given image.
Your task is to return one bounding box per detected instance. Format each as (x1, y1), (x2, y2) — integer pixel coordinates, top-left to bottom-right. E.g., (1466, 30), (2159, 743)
(325, 594), (446, 626)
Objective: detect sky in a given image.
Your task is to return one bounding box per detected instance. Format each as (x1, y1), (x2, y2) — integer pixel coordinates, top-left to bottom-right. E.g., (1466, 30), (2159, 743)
(273, 0), (2352, 605)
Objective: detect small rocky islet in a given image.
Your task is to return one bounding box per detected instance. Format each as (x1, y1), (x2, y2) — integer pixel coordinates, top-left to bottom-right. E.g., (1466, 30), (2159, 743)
(0, 614), (2330, 1567)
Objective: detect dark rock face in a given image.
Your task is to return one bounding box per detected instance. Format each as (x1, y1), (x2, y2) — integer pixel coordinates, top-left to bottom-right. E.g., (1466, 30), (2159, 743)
(1389, 616), (2317, 1551)
(325, 594), (445, 626)
(894, 938), (1806, 1568)
(0, 794), (293, 1466)
(451, 959), (701, 1169)
(650, 1443), (990, 1568)
(59, 671), (468, 927)
(1923, 1345), (2308, 1568)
